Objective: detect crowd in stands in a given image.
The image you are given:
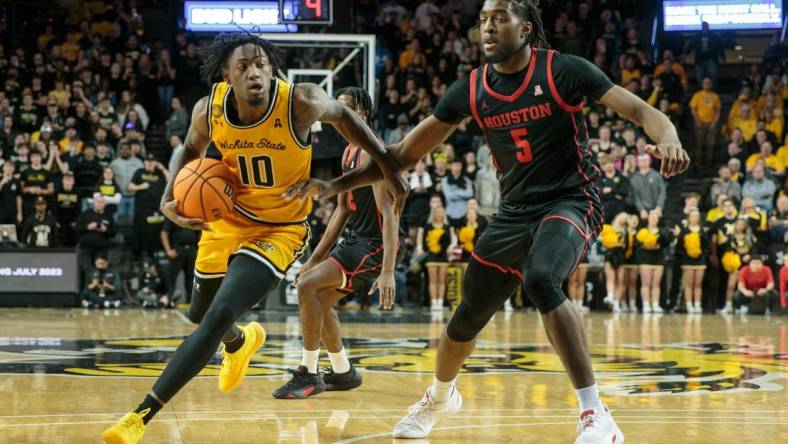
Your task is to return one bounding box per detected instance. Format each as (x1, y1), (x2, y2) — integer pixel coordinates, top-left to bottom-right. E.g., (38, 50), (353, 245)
(0, 0), (786, 314)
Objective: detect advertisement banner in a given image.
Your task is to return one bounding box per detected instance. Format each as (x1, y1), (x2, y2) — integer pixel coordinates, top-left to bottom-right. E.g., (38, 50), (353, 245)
(0, 250), (78, 294)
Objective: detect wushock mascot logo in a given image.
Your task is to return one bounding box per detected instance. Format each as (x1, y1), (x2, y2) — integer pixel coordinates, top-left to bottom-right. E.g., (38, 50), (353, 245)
(0, 336), (784, 396)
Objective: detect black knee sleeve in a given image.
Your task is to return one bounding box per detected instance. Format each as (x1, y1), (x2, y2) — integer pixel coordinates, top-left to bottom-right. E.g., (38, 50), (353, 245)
(523, 222), (585, 314)
(447, 259), (521, 342)
(187, 276), (222, 324)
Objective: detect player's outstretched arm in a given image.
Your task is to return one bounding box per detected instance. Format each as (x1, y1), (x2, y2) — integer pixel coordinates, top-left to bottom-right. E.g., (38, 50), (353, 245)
(159, 96), (212, 231)
(302, 191), (352, 275)
(598, 85), (690, 178)
(369, 163), (401, 310)
(292, 83), (407, 207)
(284, 116), (456, 205)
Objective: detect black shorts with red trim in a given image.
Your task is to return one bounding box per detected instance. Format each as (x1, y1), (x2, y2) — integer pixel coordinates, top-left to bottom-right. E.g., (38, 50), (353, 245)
(328, 236), (403, 294)
(471, 191), (602, 279)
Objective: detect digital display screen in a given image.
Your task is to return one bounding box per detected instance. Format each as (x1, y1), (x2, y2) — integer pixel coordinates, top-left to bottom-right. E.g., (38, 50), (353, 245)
(281, 0), (333, 24)
(184, 1), (297, 32)
(663, 0), (783, 31)
(0, 250), (78, 294)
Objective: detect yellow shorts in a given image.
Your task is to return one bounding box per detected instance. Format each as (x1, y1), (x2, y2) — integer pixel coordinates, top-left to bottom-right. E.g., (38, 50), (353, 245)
(194, 211), (310, 280)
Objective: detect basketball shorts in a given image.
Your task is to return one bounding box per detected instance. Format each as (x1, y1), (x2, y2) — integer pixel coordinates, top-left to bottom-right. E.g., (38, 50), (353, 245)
(195, 211), (309, 280)
(472, 193), (602, 277)
(328, 236), (403, 294)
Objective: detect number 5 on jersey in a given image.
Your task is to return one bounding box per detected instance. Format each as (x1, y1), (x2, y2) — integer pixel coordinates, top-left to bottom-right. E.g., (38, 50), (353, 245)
(237, 154), (274, 188)
(510, 128), (533, 164)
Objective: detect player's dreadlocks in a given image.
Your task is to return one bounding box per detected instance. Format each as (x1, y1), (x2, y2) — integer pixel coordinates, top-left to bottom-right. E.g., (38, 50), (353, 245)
(509, 0), (551, 49)
(199, 32), (283, 84)
(336, 87), (373, 125)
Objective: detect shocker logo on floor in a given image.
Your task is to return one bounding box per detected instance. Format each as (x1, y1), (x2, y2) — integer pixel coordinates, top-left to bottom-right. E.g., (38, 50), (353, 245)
(0, 336), (784, 396)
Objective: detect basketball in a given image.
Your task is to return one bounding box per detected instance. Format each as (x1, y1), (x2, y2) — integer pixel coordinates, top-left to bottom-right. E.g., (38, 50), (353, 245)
(173, 158), (237, 222)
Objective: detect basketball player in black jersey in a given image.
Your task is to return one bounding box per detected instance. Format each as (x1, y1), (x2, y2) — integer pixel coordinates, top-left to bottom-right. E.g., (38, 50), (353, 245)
(274, 87), (404, 399)
(286, 1), (689, 442)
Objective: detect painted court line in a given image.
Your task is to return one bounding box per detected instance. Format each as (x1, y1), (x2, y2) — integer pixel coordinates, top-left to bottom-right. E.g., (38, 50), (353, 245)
(333, 420), (788, 444)
(1, 416), (786, 429)
(0, 407), (786, 419)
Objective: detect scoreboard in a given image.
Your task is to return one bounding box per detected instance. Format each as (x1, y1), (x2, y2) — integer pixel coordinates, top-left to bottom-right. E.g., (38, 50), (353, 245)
(280, 0), (333, 25)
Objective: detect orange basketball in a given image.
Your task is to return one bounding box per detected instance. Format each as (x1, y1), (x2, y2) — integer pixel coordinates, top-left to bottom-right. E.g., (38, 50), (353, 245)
(173, 158), (238, 222)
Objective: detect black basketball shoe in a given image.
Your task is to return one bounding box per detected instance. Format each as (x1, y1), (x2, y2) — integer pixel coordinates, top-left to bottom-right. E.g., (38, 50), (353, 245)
(272, 365), (325, 399)
(323, 365), (363, 391)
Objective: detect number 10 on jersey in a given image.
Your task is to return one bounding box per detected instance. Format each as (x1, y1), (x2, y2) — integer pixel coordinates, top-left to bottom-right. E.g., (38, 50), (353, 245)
(237, 154), (274, 188)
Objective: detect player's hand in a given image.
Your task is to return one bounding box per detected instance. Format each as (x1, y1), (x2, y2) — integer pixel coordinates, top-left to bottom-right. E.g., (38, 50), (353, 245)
(282, 178), (336, 202)
(160, 198), (210, 231)
(383, 175), (409, 218)
(299, 258), (319, 276)
(370, 271), (396, 310)
(166, 249), (178, 259)
(645, 142), (690, 178)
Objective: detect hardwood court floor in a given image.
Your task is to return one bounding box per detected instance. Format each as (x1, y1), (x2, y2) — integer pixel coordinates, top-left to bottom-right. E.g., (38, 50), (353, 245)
(0, 308), (786, 443)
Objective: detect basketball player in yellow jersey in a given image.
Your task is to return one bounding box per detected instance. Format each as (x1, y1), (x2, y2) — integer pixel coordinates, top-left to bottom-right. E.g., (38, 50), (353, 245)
(103, 34), (404, 444)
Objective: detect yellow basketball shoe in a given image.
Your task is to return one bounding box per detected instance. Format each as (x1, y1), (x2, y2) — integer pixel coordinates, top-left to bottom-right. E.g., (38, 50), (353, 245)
(219, 322), (266, 392)
(102, 411), (146, 444)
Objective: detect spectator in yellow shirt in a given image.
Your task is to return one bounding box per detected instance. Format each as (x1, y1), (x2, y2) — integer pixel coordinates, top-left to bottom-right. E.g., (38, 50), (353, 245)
(620, 55), (641, 85)
(776, 134), (788, 167)
(653, 50), (688, 88)
(690, 77), (721, 166)
(58, 127), (84, 155)
(398, 39), (426, 70)
(761, 105), (783, 141)
(746, 142), (784, 175)
(706, 192), (737, 224)
(730, 103), (758, 142)
(726, 87), (756, 137)
(47, 79), (71, 109)
(60, 33), (80, 63)
(755, 89), (783, 117)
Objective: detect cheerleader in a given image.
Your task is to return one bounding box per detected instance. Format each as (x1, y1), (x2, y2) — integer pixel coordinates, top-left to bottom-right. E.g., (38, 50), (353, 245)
(676, 208), (709, 313)
(718, 217), (756, 314)
(416, 205), (453, 311)
(456, 207), (487, 264)
(621, 214), (641, 312)
(636, 210), (670, 313)
(600, 212), (628, 312)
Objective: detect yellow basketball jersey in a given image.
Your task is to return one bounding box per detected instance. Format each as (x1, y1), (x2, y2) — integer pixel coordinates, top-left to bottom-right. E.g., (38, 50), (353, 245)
(208, 78), (312, 224)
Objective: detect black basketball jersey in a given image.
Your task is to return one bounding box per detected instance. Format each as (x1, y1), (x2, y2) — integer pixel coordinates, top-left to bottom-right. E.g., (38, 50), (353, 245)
(468, 48), (602, 208)
(342, 145), (382, 238)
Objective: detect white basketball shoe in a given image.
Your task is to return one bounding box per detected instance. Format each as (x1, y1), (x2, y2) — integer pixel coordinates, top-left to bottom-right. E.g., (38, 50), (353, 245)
(392, 386), (462, 438)
(575, 405), (624, 444)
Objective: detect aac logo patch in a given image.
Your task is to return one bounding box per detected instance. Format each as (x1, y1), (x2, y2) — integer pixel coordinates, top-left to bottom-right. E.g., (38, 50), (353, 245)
(0, 336), (784, 397)
(255, 240), (275, 253)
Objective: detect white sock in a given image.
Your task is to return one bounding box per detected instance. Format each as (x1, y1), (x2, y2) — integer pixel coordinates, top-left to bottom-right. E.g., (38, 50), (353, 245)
(301, 348), (319, 374)
(328, 348), (351, 374)
(575, 383), (605, 412)
(428, 376), (456, 403)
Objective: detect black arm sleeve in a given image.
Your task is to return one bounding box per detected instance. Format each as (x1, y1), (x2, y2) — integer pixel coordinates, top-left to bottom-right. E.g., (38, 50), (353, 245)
(552, 53), (615, 105)
(432, 77), (471, 125)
